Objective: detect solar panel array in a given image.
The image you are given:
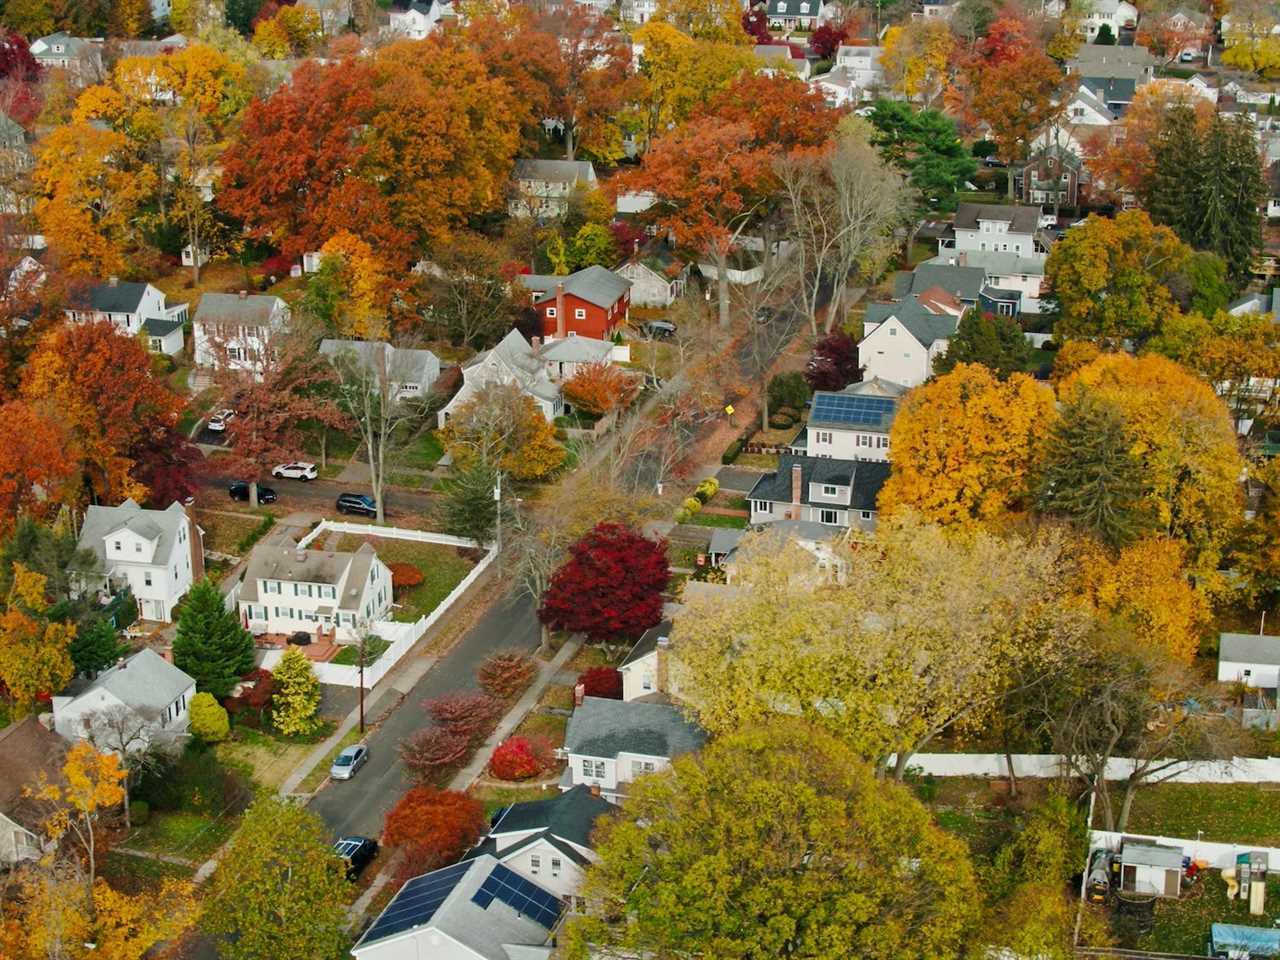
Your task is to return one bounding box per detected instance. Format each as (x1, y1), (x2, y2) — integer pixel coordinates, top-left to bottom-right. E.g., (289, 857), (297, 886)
(471, 862), (564, 930)
(361, 859), (471, 945)
(811, 393), (896, 428)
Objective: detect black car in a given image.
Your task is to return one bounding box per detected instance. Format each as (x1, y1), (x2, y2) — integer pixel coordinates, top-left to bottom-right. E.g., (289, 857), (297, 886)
(336, 493), (377, 517)
(333, 836), (378, 880)
(228, 481), (277, 504)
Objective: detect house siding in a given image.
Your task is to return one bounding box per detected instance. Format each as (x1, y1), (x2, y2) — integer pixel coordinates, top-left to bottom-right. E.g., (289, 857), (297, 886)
(239, 557), (393, 642)
(858, 316), (942, 387)
(537, 291), (629, 340)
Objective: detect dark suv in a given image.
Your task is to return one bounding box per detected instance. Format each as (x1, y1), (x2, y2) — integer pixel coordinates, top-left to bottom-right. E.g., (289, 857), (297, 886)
(333, 836), (378, 880)
(228, 481), (277, 504)
(336, 493), (377, 517)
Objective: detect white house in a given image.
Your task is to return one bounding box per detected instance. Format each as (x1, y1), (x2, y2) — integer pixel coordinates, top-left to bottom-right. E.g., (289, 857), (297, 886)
(766, 0), (824, 31)
(802, 388), (898, 462)
(614, 242), (690, 308)
(0, 717), (66, 867)
(747, 455), (890, 531)
(619, 620), (674, 703)
(4, 253), (46, 298)
(928, 250), (1048, 314)
(468, 785), (613, 901)
(620, 0), (658, 23)
(298, 0), (351, 34)
(509, 159), (597, 219)
(437, 329), (563, 429)
(561, 696), (706, 803)
(754, 44), (811, 79)
(388, 0), (454, 39)
(237, 539), (392, 643)
(536, 334), (628, 384)
(181, 244), (209, 268)
(859, 295), (961, 387)
(52, 649), (196, 752)
(1218, 633), (1280, 688)
(942, 202), (1047, 261)
(64, 278), (188, 356)
(193, 291), (290, 377)
(1078, 0), (1138, 39)
(1035, 84), (1117, 158)
(319, 339), (442, 402)
(28, 33), (102, 84)
(351, 855), (562, 960)
(811, 46), (886, 105)
(75, 499), (203, 624)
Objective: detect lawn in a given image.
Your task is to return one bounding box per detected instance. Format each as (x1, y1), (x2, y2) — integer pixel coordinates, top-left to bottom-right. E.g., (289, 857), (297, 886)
(124, 809), (237, 862)
(734, 452), (779, 470)
(152, 260), (257, 315)
(537, 684), (574, 711)
(194, 510), (268, 555)
(468, 783), (558, 819)
(566, 644), (616, 672)
(101, 851), (195, 893)
(686, 512), (748, 529)
(330, 635), (391, 665)
(177, 387), (217, 436)
(297, 727), (365, 794)
(626, 339), (680, 380)
(916, 776), (1053, 866)
(402, 430), (444, 470)
(513, 711), (568, 749)
(1134, 873), (1280, 954)
(337, 536), (475, 622)
(1125, 783), (1280, 847)
(302, 424), (361, 463)
(214, 726), (315, 792)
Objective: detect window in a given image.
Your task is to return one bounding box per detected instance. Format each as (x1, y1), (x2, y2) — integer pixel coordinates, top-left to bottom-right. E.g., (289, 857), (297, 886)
(630, 760), (656, 777)
(144, 572), (152, 586)
(888, 327), (896, 336)
(819, 509), (839, 525)
(581, 758), (605, 778)
(877, 436), (889, 448)
(815, 430), (832, 444)
(149, 338), (162, 351)
(551, 857), (562, 877)
(642, 671), (654, 691)
(861, 510), (873, 520)
(546, 307), (557, 318)
(530, 855), (541, 874)
(574, 308), (586, 319)
(822, 484), (837, 496)
(754, 500), (773, 515)
(113, 540), (121, 551)
(135, 541), (142, 553)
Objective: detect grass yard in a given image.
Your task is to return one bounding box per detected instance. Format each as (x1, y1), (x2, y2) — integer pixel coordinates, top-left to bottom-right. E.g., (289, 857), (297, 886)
(194, 510), (268, 555)
(566, 645), (616, 672)
(537, 684), (574, 711)
(734, 452), (779, 470)
(101, 851), (195, 893)
(214, 726), (315, 792)
(297, 727), (366, 794)
(513, 711), (568, 748)
(153, 260), (256, 315)
(686, 512), (748, 529)
(302, 424), (361, 463)
(124, 809), (237, 862)
(1124, 783), (1280, 847)
(1135, 873), (1280, 954)
(626, 340), (680, 380)
(917, 776), (1053, 866)
(469, 783), (558, 819)
(402, 430), (444, 470)
(335, 536), (475, 622)
(386, 471), (432, 489)
(330, 636), (391, 665)
(177, 387), (218, 436)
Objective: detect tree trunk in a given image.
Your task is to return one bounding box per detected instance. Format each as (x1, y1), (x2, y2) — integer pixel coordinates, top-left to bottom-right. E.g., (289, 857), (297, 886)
(371, 434), (385, 524)
(250, 481), (259, 508)
(760, 380), (770, 433)
(539, 621), (552, 657)
(715, 251), (730, 330)
(1002, 731), (1018, 799)
(892, 748), (913, 781)
(123, 784), (132, 829)
(1116, 779), (1139, 832)
(319, 429), (328, 469)
(565, 123), (576, 162)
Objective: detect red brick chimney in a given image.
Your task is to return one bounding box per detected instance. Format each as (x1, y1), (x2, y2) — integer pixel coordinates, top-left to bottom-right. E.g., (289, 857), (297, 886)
(789, 463), (803, 520)
(555, 282), (566, 339)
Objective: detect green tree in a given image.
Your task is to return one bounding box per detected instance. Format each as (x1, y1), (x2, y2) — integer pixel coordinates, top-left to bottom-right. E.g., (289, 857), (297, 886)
(189, 691), (230, 743)
(4, 0), (55, 36)
(1168, 250), (1232, 317)
(932, 310), (1032, 379)
(272, 646), (321, 737)
(568, 223), (617, 270)
(1095, 23), (1116, 43)
(225, 0), (259, 33)
(1036, 394), (1154, 548)
(202, 796), (349, 960)
(439, 462), (510, 544)
(566, 723), (978, 960)
(69, 618), (126, 678)
(172, 579), (254, 699)
(868, 100), (977, 221)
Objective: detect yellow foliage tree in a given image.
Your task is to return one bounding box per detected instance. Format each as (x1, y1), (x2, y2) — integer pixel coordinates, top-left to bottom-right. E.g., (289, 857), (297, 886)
(443, 382), (566, 481)
(881, 19), (954, 107)
(318, 230), (390, 339)
(252, 17), (292, 59)
(110, 0), (152, 38)
(1050, 340), (1102, 383)
(653, 0), (750, 43)
(0, 564), (75, 718)
(30, 742), (126, 893)
(1222, 34), (1280, 75)
(880, 363), (1056, 525)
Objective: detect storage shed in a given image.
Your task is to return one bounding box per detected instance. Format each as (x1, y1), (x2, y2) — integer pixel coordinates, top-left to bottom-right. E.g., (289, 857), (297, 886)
(1119, 841), (1183, 898)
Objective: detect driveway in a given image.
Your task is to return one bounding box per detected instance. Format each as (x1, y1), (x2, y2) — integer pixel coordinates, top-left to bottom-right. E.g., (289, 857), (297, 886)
(308, 591), (540, 839)
(195, 472), (435, 521)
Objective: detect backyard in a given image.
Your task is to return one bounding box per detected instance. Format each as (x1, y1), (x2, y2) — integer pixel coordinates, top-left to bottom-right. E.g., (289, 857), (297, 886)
(912, 775), (1057, 866)
(332, 534), (477, 622)
(1133, 873), (1280, 954)
(1125, 783), (1280, 847)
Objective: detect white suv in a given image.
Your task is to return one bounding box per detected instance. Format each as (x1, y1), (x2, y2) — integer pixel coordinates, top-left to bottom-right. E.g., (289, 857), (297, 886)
(207, 409), (235, 432)
(271, 462), (318, 481)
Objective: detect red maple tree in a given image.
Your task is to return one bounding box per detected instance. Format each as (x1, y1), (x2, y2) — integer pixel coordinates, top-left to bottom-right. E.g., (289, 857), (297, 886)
(805, 331), (862, 392)
(577, 666), (622, 700)
(489, 736), (548, 781)
(424, 692), (503, 740)
(400, 727), (470, 782)
(383, 786), (486, 882)
(539, 523), (669, 646)
(809, 24), (848, 59)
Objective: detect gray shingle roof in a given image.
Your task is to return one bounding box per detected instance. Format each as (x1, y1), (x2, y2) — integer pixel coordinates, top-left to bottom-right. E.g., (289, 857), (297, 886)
(463, 329), (561, 403)
(895, 263), (987, 303)
(953, 202), (1042, 235)
(520, 265), (631, 310)
(536, 336), (614, 364)
(238, 539), (377, 612)
(564, 696), (706, 760)
(143, 317), (183, 338)
(78, 499), (188, 574)
(865, 296), (961, 348)
(621, 620), (673, 668)
(1071, 83), (1118, 121)
(927, 251), (1044, 277)
(319, 338), (441, 386)
(73, 649), (193, 716)
(513, 158), (596, 185)
(194, 292), (284, 328)
(72, 281), (150, 315)
(488, 784), (613, 849)
(1220, 632), (1280, 666)
(1081, 76), (1138, 105)
(1121, 841), (1183, 869)
(747, 455), (890, 512)
(1067, 43), (1157, 69)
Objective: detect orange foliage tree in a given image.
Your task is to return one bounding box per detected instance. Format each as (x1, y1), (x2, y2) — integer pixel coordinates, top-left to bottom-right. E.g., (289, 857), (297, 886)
(383, 786), (486, 882)
(563, 362), (641, 416)
(0, 400), (80, 534)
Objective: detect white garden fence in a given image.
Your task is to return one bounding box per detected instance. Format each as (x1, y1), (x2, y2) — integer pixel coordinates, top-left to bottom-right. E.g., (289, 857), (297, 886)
(255, 521), (495, 688)
(895, 752), (1280, 784)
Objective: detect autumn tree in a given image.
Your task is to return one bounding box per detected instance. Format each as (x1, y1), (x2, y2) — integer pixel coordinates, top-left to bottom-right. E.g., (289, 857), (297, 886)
(383, 786), (486, 882)
(804, 330), (861, 391)
(172, 578), (254, 699)
(565, 723), (979, 960)
(272, 646), (321, 737)
(1234, 456), (1280, 606)
(3, 0), (55, 38)
(1136, 2), (1211, 64)
(654, 0), (751, 42)
(202, 796), (349, 960)
(880, 18), (954, 107)
(0, 564), (75, 717)
(30, 741), (126, 893)
(442, 382), (566, 481)
(0, 400), (80, 537)
(932, 309), (1031, 379)
(563, 362), (641, 417)
(539, 523), (669, 654)
(417, 232), (519, 348)
(880, 364), (1055, 525)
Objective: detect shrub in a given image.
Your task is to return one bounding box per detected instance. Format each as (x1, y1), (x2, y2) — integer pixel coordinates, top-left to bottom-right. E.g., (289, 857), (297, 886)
(400, 727), (470, 781)
(261, 253), (294, 277)
(130, 799), (150, 825)
(243, 668), (274, 717)
(477, 651), (536, 700)
(694, 478), (719, 503)
(272, 647), (321, 738)
(390, 562), (424, 591)
(423, 692), (502, 741)
(721, 440), (742, 464)
(681, 497), (702, 516)
(578, 666), (622, 700)
(768, 372), (809, 412)
(674, 508), (691, 523)
(769, 412), (794, 429)
(190, 692), (230, 743)
(489, 736), (545, 781)
(384, 786), (486, 884)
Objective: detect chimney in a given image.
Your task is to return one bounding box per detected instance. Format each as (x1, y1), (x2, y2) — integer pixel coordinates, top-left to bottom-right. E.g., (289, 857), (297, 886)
(574, 682), (585, 706)
(957, 252), (966, 266)
(238, 289), (248, 300)
(183, 504), (205, 583)
(589, 783), (601, 797)
(555, 282), (566, 339)
(531, 335), (542, 349)
(789, 463), (803, 519)
(655, 635), (669, 694)
(108, 275), (118, 287)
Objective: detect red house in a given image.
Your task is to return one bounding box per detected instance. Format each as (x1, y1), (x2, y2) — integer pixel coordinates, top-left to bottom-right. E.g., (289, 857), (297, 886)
(519, 265), (632, 340)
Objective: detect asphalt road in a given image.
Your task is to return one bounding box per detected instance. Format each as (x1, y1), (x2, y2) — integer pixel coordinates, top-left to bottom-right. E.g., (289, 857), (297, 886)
(308, 591), (540, 840)
(194, 472), (436, 521)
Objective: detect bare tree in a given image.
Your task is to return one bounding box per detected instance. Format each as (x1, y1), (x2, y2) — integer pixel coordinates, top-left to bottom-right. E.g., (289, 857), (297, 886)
(730, 248), (806, 432)
(83, 706), (172, 828)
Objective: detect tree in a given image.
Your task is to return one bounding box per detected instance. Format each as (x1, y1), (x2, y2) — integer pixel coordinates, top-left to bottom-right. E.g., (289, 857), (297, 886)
(567, 222), (617, 270)
(3, 0), (55, 38)
(1046, 210), (1192, 348)
(29, 742), (126, 894)
(565, 724), (979, 960)
(539, 523), (669, 653)
(804, 330), (861, 391)
(477, 650), (537, 699)
(1136, 4), (1212, 65)
(418, 232), (518, 348)
(0, 564), (75, 717)
(400, 726), (470, 780)
(424, 691), (502, 740)
(563, 363), (640, 416)
(1234, 457), (1280, 606)
(202, 796), (349, 960)
(578, 665), (623, 699)
(442, 382), (565, 481)
(809, 23), (848, 59)
(69, 617), (126, 678)
(741, 6), (771, 42)
(272, 646), (321, 737)
(880, 364), (1055, 526)
(868, 99), (977, 223)
(383, 786), (486, 881)
(172, 578), (254, 699)
(767, 372), (809, 413)
(0, 400), (80, 537)
(489, 736), (548, 780)
(1094, 22), (1116, 44)
(439, 461), (506, 544)
(932, 310), (1031, 379)
(1035, 393), (1154, 548)
(110, 0), (152, 36)
(880, 19), (954, 107)
(190, 691), (231, 742)
(655, 0), (750, 42)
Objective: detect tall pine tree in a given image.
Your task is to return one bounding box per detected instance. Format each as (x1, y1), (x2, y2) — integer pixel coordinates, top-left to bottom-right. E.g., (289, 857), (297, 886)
(933, 310), (1032, 380)
(70, 617), (126, 677)
(1036, 394), (1154, 548)
(173, 578), (254, 698)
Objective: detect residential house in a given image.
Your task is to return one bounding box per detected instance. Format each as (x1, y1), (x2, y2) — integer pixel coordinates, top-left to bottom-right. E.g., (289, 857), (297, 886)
(1267, 160), (1280, 220)
(620, 0), (658, 23)
(726, 521), (850, 583)
(520, 265), (632, 340)
(747, 455), (890, 530)
(181, 244), (209, 269)
(319, 339), (442, 402)
(4, 252), (45, 298)
(809, 45), (885, 105)
(351, 855), (562, 960)
(1227, 288), (1280, 317)
(51, 649), (196, 751)
(1118, 841), (1183, 898)
(237, 539), (393, 643)
(940, 202), (1049, 260)
(1036, 84), (1117, 158)
(800, 388), (897, 462)
(1066, 45), (1157, 113)
(193, 291), (290, 377)
(766, 0), (824, 30)
(536, 334), (627, 383)
(860, 293), (962, 385)
(75, 499), (203, 624)
(619, 620), (675, 702)
(0, 113), (32, 216)
(918, 0), (959, 18)
(437, 329), (564, 428)
(562, 696), (706, 803)
(0, 718), (66, 867)
(117, 34), (188, 59)
(614, 241), (691, 308)
(926, 250), (1048, 314)
(508, 159), (597, 219)
(1077, 0), (1138, 40)
(388, 0), (454, 38)
(64, 279), (188, 355)
(1218, 633), (1280, 688)
(894, 264), (987, 308)
(754, 44), (811, 78)
(466, 785), (613, 901)
(29, 33), (103, 83)
(298, 0), (352, 33)
(1015, 145), (1089, 209)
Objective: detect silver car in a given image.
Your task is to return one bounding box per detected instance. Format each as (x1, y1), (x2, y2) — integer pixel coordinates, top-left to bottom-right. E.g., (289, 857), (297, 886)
(330, 744), (368, 781)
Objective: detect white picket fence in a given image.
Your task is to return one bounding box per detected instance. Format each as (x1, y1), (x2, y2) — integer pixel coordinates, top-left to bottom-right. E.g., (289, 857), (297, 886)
(897, 752), (1280, 784)
(1091, 829), (1280, 870)
(255, 521), (495, 688)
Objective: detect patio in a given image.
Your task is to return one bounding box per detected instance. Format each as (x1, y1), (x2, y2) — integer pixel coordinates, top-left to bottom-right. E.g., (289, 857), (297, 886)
(253, 632), (343, 663)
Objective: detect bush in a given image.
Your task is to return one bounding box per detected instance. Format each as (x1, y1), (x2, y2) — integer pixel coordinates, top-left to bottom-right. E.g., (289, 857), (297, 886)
(272, 647), (321, 738)
(400, 727), (470, 782)
(423, 692), (502, 741)
(681, 497), (702, 516)
(130, 799), (150, 825)
(261, 253), (294, 277)
(721, 440), (742, 464)
(150, 354), (175, 376)
(477, 651), (536, 700)
(190, 692), (230, 743)
(236, 514), (275, 554)
(769, 412), (795, 429)
(694, 478), (719, 503)
(674, 508), (691, 523)
(383, 786), (486, 884)
(768, 371), (809, 412)
(489, 736), (546, 781)
(578, 666), (622, 700)
(390, 562), (424, 591)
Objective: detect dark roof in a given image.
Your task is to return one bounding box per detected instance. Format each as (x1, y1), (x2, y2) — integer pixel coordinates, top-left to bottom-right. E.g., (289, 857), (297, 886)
(489, 784), (613, 849)
(953, 202), (1041, 235)
(0, 717), (66, 830)
(894, 263), (987, 303)
(143, 317), (183, 337)
(564, 696), (706, 760)
(72, 280), (149, 314)
(1080, 76), (1137, 106)
(747, 454), (890, 512)
(621, 620), (672, 668)
(864, 296), (961, 347)
(519, 265), (631, 309)
(809, 390), (897, 433)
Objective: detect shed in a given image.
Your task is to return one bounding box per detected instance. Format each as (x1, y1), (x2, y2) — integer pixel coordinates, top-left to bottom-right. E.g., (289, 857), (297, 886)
(1119, 841), (1183, 898)
(1218, 632), (1280, 688)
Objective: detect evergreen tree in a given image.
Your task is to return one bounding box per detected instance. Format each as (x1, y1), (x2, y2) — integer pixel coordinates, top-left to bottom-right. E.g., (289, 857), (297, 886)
(440, 462), (506, 544)
(1094, 23), (1115, 44)
(1036, 394), (1154, 548)
(225, 0), (259, 33)
(70, 617), (126, 677)
(172, 579), (254, 698)
(933, 310), (1031, 380)
(1143, 106), (1199, 235)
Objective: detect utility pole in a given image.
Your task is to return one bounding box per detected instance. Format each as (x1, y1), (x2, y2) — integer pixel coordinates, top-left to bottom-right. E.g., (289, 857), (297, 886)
(494, 471), (503, 574)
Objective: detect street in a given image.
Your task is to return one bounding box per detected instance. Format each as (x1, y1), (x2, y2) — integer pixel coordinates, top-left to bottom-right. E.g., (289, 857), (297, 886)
(308, 591), (540, 839)
(194, 471), (436, 521)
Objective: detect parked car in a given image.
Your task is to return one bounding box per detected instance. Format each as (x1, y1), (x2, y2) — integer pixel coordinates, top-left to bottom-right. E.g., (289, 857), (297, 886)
(639, 320), (676, 340)
(330, 744), (369, 781)
(336, 493), (377, 517)
(333, 836), (378, 879)
(207, 409), (235, 432)
(272, 461), (318, 481)
(228, 481), (277, 504)
(287, 630), (312, 646)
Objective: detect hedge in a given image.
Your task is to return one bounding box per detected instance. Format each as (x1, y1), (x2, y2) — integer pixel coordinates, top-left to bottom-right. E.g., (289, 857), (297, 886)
(721, 440), (743, 464)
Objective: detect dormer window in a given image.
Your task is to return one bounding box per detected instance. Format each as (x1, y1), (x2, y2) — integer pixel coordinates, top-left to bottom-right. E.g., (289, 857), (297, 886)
(777, 1), (786, 10)
(823, 484), (838, 496)
(800, 1), (808, 9)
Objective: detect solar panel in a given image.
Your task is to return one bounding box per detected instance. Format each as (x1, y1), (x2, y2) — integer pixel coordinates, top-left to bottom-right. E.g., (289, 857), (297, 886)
(811, 392), (896, 428)
(361, 859), (471, 945)
(471, 862), (564, 931)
